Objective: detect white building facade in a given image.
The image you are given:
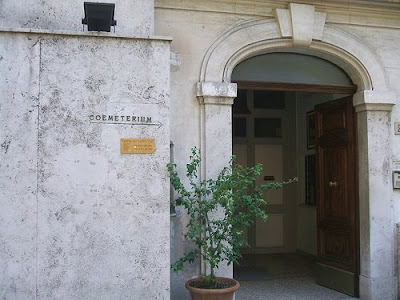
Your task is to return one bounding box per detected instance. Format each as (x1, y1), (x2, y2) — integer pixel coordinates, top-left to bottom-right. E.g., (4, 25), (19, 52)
(1, 1), (400, 299)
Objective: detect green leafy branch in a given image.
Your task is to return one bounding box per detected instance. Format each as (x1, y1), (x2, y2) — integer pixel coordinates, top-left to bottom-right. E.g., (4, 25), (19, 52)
(168, 147), (297, 284)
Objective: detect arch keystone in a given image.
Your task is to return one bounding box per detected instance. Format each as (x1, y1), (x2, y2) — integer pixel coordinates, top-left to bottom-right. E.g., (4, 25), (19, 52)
(275, 3), (327, 46)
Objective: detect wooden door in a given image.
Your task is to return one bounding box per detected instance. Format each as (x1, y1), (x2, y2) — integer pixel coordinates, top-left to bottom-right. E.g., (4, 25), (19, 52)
(315, 97), (359, 296)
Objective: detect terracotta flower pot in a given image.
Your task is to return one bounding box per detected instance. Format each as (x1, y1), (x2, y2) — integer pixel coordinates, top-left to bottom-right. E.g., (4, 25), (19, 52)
(185, 277), (240, 300)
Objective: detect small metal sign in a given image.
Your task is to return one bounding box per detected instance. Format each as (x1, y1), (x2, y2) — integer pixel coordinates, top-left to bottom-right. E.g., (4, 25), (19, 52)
(395, 122), (400, 135)
(394, 171), (400, 189)
(120, 138), (155, 154)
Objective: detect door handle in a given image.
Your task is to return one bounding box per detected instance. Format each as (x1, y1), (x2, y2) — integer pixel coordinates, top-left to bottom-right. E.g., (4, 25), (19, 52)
(329, 181), (338, 187)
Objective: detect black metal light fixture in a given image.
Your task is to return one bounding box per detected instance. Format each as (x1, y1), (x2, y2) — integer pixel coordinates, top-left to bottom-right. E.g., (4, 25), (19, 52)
(82, 2), (117, 32)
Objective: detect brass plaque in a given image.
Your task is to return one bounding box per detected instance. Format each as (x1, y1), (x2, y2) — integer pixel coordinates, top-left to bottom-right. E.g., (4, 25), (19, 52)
(120, 138), (155, 154)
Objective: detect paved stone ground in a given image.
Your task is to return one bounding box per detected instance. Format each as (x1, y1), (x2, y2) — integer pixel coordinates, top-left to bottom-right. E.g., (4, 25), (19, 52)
(234, 253), (359, 300)
(235, 276), (358, 300)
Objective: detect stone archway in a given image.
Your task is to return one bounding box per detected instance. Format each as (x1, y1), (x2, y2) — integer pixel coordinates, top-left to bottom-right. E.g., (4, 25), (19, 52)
(196, 3), (396, 299)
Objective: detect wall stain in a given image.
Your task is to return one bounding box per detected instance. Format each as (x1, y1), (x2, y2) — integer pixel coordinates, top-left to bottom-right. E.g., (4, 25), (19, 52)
(55, 205), (78, 221)
(1, 137), (11, 154)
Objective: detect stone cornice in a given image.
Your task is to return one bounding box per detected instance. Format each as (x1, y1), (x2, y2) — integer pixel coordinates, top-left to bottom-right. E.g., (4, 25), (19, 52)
(353, 90), (396, 112)
(197, 82), (237, 98)
(155, 0), (400, 28)
(197, 82), (237, 105)
(156, 0), (400, 13)
(0, 27), (173, 42)
(198, 96), (235, 106)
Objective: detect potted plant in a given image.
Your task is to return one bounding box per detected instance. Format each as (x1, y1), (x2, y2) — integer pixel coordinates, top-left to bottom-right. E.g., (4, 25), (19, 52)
(168, 147), (296, 300)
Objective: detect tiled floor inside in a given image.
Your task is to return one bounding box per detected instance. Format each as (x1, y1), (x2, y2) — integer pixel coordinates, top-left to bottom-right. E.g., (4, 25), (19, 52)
(234, 253), (359, 300)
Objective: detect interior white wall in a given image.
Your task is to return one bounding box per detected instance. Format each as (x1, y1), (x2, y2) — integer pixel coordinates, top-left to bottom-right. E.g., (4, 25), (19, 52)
(295, 102), (318, 255)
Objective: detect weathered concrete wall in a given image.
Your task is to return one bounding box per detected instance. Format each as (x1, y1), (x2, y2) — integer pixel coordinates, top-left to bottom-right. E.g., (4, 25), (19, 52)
(0, 32), (40, 300)
(0, 0), (154, 36)
(0, 31), (170, 299)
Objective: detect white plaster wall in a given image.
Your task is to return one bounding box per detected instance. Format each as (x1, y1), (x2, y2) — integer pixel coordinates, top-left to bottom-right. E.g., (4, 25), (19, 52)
(0, 0), (154, 36)
(155, 8), (256, 299)
(156, 2), (400, 298)
(155, 8), (254, 156)
(338, 25), (400, 225)
(0, 31), (171, 299)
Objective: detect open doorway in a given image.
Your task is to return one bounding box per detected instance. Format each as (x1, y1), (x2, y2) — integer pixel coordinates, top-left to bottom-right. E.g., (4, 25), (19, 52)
(231, 53), (359, 297)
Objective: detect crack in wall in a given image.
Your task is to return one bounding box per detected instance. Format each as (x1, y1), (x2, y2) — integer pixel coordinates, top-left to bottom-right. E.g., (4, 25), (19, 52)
(35, 36), (42, 300)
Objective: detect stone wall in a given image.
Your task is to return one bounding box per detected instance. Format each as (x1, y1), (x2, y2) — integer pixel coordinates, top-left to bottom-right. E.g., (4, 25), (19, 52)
(0, 30), (171, 299)
(0, 0), (154, 36)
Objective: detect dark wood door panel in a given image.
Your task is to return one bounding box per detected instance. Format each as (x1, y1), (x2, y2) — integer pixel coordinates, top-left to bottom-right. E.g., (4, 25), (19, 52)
(315, 96), (359, 296)
(321, 109), (347, 133)
(319, 129), (349, 146)
(320, 147), (350, 220)
(319, 228), (353, 270)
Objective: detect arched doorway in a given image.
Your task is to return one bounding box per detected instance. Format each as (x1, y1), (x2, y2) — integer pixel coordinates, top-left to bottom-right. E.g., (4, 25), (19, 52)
(196, 10), (396, 299)
(230, 52), (359, 296)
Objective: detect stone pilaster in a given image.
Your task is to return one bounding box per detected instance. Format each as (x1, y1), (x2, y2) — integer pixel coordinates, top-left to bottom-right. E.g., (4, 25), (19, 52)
(197, 81), (236, 278)
(354, 90), (397, 300)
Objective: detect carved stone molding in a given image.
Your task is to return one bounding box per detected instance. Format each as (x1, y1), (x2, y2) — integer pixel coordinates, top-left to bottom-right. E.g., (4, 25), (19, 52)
(197, 82), (237, 105)
(275, 3), (327, 46)
(199, 18), (388, 93)
(353, 90), (396, 112)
